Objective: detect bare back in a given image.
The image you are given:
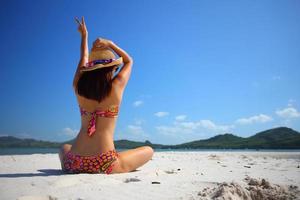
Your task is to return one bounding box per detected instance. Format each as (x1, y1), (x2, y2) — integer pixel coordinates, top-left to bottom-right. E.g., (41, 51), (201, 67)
(70, 82), (124, 156)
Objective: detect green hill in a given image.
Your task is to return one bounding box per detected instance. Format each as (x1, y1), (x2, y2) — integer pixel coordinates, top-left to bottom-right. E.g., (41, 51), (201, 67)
(245, 127), (300, 149)
(0, 136), (61, 148)
(0, 136), (164, 149)
(114, 139), (165, 149)
(167, 133), (246, 149)
(171, 127), (300, 149)
(0, 127), (299, 149)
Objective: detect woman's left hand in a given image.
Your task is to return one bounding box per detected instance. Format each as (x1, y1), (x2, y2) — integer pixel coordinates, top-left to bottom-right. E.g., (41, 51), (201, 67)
(75, 16), (88, 37)
(92, 38), (112, 50)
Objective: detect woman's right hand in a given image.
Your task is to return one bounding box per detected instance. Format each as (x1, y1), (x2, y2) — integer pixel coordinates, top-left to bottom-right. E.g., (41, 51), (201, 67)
(75, 16), (88, 37)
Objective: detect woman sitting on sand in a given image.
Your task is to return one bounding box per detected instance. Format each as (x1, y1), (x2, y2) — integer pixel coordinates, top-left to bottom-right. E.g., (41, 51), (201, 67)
(58, 17), (154, 174)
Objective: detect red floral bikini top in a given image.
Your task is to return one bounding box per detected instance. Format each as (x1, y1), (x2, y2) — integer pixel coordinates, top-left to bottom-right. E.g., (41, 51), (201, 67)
(79, 105), (119, 137)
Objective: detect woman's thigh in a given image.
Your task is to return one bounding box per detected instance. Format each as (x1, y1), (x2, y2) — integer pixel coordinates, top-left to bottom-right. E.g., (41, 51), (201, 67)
(111, 146), (154, 173)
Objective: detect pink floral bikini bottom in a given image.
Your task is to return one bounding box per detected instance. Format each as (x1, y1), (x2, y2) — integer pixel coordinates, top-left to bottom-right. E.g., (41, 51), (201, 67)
(62, 149), (119, 174)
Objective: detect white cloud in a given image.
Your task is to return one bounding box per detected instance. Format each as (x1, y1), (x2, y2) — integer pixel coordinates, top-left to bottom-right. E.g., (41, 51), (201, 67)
(154, 111), (169, 117)
(133, 100), (143, 107)
(128, 125), (144, 135)
(62, 127), (78, 137)
(288, 99), (296, 107)
(116, 124), (150, 141)
(134, 118), (145, 125)
(156, 119), (234, 136)
(287, 99), (297, 108)
(276, 106), (300, 119)
(272, 75), (281, 80)
(252, 81), (260, 87)
(198, 120), (234, 132)
(156, 126), (182, 135)
(175, 115), (187, 121)
(235, 114), (273, 125)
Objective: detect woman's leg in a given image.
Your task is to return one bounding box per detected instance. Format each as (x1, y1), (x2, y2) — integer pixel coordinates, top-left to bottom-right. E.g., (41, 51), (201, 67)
(111, 146), (154, 173)
(59, 144), (72, 170)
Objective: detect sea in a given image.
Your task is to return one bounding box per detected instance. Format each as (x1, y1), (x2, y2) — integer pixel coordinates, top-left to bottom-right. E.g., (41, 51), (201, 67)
(0, 147), (300, 155)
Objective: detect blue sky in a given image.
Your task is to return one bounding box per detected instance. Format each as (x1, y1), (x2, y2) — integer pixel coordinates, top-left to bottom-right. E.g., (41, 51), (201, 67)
(0, 0), (299, 145)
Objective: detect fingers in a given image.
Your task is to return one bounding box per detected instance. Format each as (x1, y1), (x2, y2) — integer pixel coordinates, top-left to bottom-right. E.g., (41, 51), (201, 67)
(93, 38), (102, 46)
(82, 16), (85, 26)
(75, 16), (86, 27)
(75, 17), (82, 25)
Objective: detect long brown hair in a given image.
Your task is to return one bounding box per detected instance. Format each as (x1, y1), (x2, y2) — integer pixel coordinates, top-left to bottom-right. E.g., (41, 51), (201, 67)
(76, 66), (116, 103)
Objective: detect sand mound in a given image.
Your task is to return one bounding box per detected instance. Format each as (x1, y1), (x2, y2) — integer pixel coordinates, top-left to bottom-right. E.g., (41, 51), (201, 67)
(198, 177), (300, 200)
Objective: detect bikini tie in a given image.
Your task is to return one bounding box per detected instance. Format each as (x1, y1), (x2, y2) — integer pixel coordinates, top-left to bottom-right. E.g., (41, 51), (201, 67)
(79, 105), (119, 137)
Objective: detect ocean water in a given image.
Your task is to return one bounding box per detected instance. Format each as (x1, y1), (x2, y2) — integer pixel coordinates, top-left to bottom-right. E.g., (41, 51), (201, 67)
(0, 147), (300, 155)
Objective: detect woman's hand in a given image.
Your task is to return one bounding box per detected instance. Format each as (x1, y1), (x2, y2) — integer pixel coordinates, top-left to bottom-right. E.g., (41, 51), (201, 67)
(75, 16), (88, 37)
(92, 38), (112, 51)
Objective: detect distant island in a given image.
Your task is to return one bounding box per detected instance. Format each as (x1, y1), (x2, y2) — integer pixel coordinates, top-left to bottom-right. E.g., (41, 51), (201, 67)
(0, 127), (300, 149)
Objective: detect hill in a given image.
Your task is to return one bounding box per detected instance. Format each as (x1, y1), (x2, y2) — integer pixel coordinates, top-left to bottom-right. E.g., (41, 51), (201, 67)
(0, 136), (61, 148)
(246, 127), (300, 149)
(170, 127), (300, 149)
(166, 133), (246, 149)
(0, 127), (299, 149)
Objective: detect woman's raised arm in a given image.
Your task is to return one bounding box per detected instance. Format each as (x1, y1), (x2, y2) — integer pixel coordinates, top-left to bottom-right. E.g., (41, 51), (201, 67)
(109, 41), (133, 87)
(73, 17), (89, 89)
(92, 38), (133, 88)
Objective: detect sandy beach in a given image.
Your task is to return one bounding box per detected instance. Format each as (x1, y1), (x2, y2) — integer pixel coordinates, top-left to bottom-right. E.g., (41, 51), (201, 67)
(0, 151), (300, 200)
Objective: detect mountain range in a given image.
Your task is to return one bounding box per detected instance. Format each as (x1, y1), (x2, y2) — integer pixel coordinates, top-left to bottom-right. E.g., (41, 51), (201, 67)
(0, 127), (300, 149)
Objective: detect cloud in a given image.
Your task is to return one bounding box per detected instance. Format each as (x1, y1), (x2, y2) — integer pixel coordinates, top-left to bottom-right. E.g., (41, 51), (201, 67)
(235, 114), (273, 125)
(133, 100), (143, 107)
(134, 118), (145, 125)
(252, 81), (260, 87)
(62, 127), (78, 137)
(156, 119), (234, 136)
(276, 106), (300, 119)
(288, 99), (296, 107)
(127, 125), (144, 135)
(154, 112), (169, 117)
(116, 124), (150, 141)
(175, 115), (187, 121)
(156, 126), (182, 135)
(272, 75), (281, 80)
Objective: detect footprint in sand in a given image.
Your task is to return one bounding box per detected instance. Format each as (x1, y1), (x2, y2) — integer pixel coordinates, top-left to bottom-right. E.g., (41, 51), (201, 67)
(124, 178), (141, 183)
(164, 169), (177, 174)
(17, 195), (57, 200)
(208, 154), (221, 160)
(49, 176), (82, 187)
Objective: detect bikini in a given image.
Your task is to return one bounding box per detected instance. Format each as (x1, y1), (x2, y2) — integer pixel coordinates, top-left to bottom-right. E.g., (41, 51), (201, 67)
(62, 105), (120, 174)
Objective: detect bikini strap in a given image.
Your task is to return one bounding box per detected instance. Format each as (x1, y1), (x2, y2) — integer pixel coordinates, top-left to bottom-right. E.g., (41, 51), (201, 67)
(79, 105), (119, 137)
(79, 105), (119, 116)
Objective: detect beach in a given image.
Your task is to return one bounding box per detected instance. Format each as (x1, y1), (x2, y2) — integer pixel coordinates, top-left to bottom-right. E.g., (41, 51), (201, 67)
(0, 151), (300, 200)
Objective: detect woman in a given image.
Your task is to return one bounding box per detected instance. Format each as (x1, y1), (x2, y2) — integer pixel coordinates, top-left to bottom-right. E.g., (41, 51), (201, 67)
(58, 17), (154, 174)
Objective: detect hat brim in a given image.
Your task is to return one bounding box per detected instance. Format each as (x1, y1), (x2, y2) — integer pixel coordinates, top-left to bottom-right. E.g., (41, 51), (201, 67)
(80, 57), (123, 72)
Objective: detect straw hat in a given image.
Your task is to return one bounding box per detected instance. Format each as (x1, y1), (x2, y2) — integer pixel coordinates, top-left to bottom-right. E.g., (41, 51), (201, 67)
(81, 48), (123, 72)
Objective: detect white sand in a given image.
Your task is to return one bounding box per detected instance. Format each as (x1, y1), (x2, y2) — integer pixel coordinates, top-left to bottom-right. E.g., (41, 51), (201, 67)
(0, 151), (300, 200)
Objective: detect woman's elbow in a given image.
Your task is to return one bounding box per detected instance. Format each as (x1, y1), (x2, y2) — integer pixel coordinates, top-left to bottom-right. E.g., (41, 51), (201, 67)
(125, 56), (133, 65)
(124, 59), (133, 66)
